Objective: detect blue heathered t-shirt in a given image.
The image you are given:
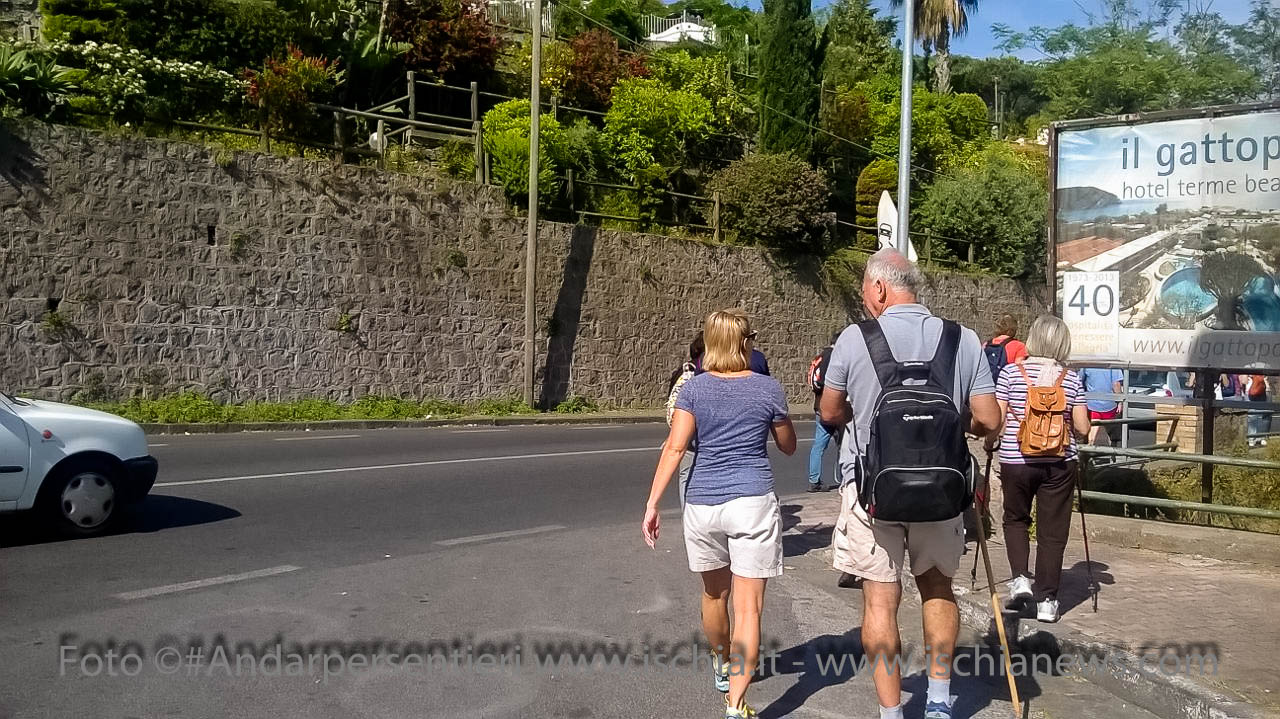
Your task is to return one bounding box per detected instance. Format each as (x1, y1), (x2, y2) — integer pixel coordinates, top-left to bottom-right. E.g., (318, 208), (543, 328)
(674, 372), (789, 506)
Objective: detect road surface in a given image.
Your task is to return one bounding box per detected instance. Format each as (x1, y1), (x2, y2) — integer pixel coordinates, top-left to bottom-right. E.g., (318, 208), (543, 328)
(0, 423), (1161, 719)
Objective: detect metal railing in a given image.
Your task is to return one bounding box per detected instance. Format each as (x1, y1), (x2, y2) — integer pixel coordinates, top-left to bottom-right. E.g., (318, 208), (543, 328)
(1074, 367), (1280, 525)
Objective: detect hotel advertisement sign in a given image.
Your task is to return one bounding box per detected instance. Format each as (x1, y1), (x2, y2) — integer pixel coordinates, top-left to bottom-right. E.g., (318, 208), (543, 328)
(1053, 105), (1280, 369)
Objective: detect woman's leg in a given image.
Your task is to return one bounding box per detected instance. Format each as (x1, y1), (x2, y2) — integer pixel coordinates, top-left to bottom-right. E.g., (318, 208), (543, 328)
(1000, 463), (1035, 579)
(700, 567), (733, 664)
(727, 574), (767, 710)
(1032, 461), (1077, 601)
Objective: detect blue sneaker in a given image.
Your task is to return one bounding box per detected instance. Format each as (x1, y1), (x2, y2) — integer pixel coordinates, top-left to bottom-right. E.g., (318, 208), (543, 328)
(924, 701), (953, 719)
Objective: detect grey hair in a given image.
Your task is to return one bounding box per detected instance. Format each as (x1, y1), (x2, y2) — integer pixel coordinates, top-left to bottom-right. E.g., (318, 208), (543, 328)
(865, 248), (925, 296)
(1026, 314), (1072, 363)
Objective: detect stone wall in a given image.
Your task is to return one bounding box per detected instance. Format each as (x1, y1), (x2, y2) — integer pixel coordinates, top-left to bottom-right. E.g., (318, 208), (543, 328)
(0, 0), (39, 39)
(0, 121), (1050, 408)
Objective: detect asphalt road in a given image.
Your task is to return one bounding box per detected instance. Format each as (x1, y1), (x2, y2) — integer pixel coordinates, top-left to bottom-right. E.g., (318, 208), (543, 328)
(0, 422), (1160, 719)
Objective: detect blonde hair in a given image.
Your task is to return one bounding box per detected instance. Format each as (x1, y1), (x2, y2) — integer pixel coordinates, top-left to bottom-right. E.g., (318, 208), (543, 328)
(701, 308), (753, 373)
(1026, 314), (1072, 362)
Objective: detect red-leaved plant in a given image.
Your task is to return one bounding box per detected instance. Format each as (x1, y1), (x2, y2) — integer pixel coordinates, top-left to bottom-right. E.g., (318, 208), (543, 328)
(244, 46), (340, 137)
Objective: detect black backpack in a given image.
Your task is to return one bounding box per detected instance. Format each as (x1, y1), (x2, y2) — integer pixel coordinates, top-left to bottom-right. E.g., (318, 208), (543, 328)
(857, 319), (976, 522)
(983, 339), (1009, 384)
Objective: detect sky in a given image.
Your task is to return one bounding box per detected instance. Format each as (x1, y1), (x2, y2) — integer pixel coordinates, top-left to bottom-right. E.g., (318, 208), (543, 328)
(828, 0), (1259, 59)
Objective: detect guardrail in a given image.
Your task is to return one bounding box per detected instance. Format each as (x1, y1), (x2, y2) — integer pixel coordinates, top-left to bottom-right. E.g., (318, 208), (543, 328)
(1080, 444), (1280, 521)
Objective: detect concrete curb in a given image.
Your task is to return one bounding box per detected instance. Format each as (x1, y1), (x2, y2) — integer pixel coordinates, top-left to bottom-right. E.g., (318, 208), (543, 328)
(140, 413), (667, 434)
(139, 403), (818, 435)
(1080, 513), (1280, 569)
(902, 573), (1267, 719)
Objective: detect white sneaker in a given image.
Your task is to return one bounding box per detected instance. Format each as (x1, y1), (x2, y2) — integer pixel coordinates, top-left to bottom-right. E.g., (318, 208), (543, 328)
(1037, 598), (1060, 623)
(1263, 438), (1269, 447)
(1249, 439), (1259, 448)
(1007, 575), (1033, 600)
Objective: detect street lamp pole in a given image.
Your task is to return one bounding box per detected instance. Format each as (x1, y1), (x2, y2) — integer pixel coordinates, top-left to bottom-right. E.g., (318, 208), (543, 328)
(524, 0), (542, 407)
(895, 0), (915, 253)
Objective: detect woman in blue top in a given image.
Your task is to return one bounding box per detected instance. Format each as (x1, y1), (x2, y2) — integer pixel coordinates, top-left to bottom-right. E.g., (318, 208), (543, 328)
(642, 308), (796, 719)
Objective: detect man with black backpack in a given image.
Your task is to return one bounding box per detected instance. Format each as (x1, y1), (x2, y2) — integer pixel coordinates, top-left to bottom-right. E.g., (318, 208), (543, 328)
(819, 249), (1001, 719)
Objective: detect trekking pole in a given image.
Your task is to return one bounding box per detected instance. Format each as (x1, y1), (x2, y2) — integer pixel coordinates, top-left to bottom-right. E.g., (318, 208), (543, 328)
(975, 450), (1022, 718)
(971, 451), (992, 590)
(1076, 463), (1100, 613)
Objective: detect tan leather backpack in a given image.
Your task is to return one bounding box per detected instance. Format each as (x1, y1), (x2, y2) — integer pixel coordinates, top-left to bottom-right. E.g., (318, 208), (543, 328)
(1015, 363), (1069, 457)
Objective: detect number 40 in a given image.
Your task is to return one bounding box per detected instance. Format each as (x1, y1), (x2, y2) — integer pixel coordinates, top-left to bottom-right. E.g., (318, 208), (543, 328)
(1069, 284), (1115, 317)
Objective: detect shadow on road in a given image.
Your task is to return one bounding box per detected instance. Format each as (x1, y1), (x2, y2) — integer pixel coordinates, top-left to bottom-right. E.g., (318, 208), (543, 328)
(780, 503), (834, 558)
(759, 630), (1039, 719)
(757, 629), (863, 718)
(1059, 560), (1115, 617)
(0, 494), (240, 547)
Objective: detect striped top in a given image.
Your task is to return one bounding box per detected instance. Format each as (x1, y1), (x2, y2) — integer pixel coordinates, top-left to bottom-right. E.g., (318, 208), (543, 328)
(995, 359), (1084, 464)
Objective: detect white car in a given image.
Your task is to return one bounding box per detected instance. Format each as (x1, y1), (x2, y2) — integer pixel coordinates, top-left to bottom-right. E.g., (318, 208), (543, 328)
(0, 392), (157, 536)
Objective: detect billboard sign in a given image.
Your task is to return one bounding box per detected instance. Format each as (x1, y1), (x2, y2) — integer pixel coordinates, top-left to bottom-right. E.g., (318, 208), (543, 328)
(1052, 104), (1280, 370)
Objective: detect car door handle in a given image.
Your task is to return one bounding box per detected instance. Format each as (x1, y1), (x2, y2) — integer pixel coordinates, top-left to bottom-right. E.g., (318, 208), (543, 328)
(0, 466), (22, 473)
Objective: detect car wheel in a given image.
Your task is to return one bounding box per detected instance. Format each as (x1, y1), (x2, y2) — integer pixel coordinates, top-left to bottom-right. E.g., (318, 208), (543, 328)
(43, 463), (122, 537)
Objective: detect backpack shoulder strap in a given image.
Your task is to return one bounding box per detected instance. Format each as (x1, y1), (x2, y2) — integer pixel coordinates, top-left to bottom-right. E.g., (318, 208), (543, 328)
(859, 319), (898, 388)
(927, 320), (961, 396)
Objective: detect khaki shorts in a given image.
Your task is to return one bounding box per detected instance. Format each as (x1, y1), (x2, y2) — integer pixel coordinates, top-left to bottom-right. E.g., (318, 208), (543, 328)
(683, 494), (783, 579)
(832, 482), (964, 583)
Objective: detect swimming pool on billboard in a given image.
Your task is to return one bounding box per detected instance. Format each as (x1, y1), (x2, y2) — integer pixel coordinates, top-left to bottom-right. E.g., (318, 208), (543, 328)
(1159, 267), (1280, 330)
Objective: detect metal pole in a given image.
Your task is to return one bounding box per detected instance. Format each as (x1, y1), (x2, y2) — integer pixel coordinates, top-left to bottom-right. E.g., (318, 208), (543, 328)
(895, 0), (915, 253)
(524, 0), (543, 408)
(993, 75), (1000, 138)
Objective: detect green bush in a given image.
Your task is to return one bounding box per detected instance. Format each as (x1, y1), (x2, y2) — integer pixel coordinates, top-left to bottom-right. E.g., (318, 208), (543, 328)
(438, 138), (476, 180)
(0, 42), (75, 118)
(916, 144), (1048, 276)
(42, 0), (298, 73)
(706, 152), (829, 251)
(44, 40), (244, 121)
(601, 77), (713, 179)
(854, 158), (896, 248)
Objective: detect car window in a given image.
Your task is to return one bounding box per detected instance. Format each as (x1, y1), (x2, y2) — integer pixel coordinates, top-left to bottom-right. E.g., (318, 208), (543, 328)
(1128, 371), (1167, 388)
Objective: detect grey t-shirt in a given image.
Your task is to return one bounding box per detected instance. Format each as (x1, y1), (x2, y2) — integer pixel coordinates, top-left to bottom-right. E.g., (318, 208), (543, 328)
(824, 304), (995, 472)
(674, 372), (789, 506)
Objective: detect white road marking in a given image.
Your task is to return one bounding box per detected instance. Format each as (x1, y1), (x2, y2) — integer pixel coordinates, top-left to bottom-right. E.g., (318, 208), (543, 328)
(155, 446), (658, 488)
(148, 443), (169, 447)
(273, 434), (361, 442)
(435, 524), (567, 546)
(113, 565), (301, 601)
(449, 428), (510, 433)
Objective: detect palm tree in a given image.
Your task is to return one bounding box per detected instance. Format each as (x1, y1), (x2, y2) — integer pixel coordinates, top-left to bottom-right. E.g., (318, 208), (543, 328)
(889, 0), (977, 94)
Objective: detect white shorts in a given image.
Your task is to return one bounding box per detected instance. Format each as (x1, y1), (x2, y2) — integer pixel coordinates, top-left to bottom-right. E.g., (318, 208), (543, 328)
(682, 494), (783, 579)
(832, 482), (964, 583)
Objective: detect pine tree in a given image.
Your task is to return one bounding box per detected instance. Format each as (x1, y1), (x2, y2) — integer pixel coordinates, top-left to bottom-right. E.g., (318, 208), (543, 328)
(758, 0), (822, 156)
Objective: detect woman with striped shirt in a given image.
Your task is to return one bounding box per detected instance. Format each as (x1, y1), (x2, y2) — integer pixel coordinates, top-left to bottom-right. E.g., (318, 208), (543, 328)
(986, 315), (1091, 623)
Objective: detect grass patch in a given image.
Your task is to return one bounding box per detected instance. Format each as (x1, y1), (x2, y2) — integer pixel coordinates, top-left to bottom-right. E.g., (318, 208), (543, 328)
(554, 395), (598, 414)
(82, 392), (552, 424)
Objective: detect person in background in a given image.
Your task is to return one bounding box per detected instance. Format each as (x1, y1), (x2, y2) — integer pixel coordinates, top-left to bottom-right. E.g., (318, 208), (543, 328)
(1080, 367), (1125, 445)
(982, 315), (1028, 384)
(988, 315), (1092, 624)
(1248, 374), (1270, 448)
(643, 309), (796, 719)
(667, 333), (706, 504)
(806, 333), (842, 493)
